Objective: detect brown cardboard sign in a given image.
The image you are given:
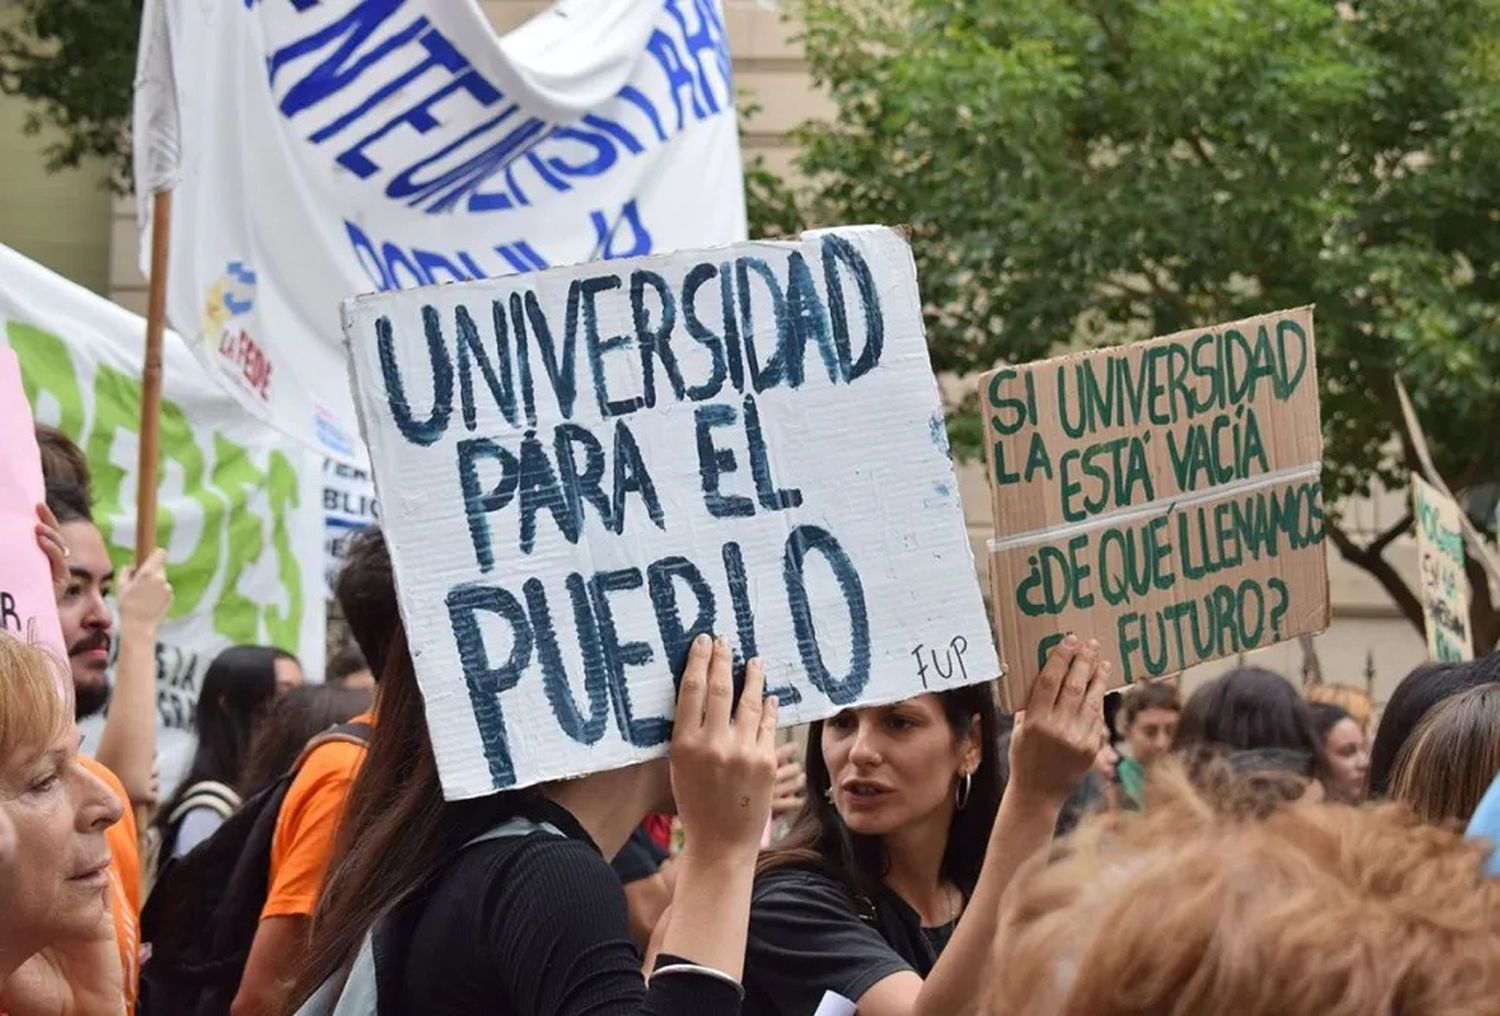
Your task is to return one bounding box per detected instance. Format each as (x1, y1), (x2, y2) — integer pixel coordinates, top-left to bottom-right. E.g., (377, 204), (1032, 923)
(981, 307), (1329, 707)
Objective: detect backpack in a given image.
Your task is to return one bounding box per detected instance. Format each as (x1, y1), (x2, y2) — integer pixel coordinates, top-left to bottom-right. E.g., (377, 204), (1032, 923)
(294, 815), (561, 1016)
(139, 721), (372, 1016)
(143, 781), (243, 888)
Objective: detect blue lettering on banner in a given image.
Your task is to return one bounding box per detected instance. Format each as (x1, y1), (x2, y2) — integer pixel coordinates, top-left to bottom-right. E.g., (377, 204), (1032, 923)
(527, 575), (610, 745)
(373, 235), (885, 449)
(590, 201), (653, 262)
(783, 525), (871, 706)
(377, 233), (896, 790)
(263, 0), (733, 216)
(448, 581), (532, 789)
(444, 526), (868, 788)
(346, 220), (552, 292)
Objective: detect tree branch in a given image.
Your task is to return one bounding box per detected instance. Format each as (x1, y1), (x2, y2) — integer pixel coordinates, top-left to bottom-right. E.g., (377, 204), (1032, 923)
(1326, 518), (1425, 634)
(1187, 135), (1216, 171)
(1368, 511), (1412, 558)
(1465, 551), (1499, 653)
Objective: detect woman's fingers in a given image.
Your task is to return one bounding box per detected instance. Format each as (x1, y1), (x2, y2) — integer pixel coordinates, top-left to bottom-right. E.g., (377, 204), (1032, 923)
(734, 657), (766, 744)
(34, 504), (68, 586)
(672, 633), (713, 739)
(1057, 638), (1099, 709)
(1029, 635), (1082, 715)
(1082, 660), (1110, 730)
(703, 637), (735, 734)
(36, 502), (61, 534)
(758, 693), (780, 747)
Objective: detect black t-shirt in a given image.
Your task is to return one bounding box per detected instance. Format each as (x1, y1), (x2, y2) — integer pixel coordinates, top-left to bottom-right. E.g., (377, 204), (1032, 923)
(389, 801), (740, 1016)
(742, 865), (957, 1015)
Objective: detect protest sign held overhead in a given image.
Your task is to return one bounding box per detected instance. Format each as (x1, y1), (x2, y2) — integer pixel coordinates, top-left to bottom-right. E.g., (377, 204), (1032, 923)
(344, 225), (997, 798)
(1412, 475), (1473, 662)
(982, 308), (1329, 707)
(0, 346), (67, 663)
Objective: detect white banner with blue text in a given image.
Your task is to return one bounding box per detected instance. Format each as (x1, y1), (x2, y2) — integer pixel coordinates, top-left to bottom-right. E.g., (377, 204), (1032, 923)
(134, 0), (746, 466)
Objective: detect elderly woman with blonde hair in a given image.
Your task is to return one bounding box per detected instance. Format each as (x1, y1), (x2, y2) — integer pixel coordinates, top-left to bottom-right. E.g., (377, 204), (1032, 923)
(988, 765), (1500, 1016)
(0, 634), (124, 1015)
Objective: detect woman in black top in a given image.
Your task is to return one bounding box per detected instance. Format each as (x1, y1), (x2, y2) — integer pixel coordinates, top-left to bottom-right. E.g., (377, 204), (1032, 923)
(744, 636), (1110, 1016)
(289, 629), (778, 1014)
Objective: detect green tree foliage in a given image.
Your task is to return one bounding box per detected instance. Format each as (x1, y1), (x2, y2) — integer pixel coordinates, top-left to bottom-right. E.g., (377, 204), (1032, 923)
(0, 0), (142, 191)
(778, 0), (1500, 646)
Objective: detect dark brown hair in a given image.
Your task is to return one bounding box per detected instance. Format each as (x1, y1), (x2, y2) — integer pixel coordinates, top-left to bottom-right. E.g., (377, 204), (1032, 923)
(758, 683), (1003, 903)
(333, 527), (397, 680)
(286, 629), (540, 1008)
(36, 424), (90, 492)
(152, 645), (290, 837)
(1119, 680), (1181, 729)
(44, 478), (92, 525)
(239, 683), (373, 798)
(1174, 666), (1330, 783)
(324, 643), (369, 685)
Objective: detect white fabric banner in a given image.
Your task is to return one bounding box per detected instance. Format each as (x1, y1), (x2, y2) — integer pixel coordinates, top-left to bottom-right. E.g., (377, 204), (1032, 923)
(134, 0), (746, 465)
(0, 245), (327, 794)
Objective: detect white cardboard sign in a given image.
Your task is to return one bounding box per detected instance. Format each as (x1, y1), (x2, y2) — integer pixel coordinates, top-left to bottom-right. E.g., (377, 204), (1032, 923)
(343, 225), (997, 798)
(1412, 475), (1473, 662)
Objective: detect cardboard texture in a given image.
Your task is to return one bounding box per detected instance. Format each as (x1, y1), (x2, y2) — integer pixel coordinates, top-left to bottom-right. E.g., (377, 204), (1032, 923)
(1396, 376), (1500, 591)
(981, 307), (1329, 708)
(1412, 475), (1473, 662)
(342, 225), (997, 799)
(0, 346), (67, 666)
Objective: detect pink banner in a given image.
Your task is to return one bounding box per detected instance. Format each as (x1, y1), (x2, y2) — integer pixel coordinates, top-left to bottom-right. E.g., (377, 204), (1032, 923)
(0, 345), (67, 670)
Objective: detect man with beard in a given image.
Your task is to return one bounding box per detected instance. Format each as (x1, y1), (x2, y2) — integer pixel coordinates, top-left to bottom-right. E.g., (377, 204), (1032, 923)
(44, 480), (171, 810)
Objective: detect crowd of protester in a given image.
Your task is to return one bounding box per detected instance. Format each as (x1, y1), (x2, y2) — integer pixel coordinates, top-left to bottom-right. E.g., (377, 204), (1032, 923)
(4, 424), (1500, 1015)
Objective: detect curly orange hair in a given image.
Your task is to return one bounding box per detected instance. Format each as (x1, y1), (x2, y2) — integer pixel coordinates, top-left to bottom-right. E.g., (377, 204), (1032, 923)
(989, 767), (1500, 1016)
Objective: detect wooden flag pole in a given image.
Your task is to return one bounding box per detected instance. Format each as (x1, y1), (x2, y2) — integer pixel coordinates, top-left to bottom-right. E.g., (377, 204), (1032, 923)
(135, 189), (173, 565)
(129, 188), (173, 844)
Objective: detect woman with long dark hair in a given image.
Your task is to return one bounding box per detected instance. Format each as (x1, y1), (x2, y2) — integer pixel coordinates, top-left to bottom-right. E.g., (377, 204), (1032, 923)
(289, 631), (778, 1014)
(742, 635), (1109, 1015)
(1308, 702), (1369, 803)
(152, 645), (300, 862)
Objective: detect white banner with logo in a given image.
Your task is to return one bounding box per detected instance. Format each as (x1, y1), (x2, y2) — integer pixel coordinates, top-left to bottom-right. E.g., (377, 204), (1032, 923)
(134, 0), (746, 465)
(0, 245), (327, 792)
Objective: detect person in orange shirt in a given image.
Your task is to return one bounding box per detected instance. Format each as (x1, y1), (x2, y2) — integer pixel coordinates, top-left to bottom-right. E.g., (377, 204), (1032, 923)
(232, 528), (392, 1016)
(80, 755), (141, 1010)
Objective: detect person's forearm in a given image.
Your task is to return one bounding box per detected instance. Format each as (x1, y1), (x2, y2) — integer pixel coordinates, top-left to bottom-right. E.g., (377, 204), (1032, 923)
(915, 787), (1063, 1016)
(233, 916), (306, 1016)
(94, 618), (159, 807)
(654, 849), (755, 981)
